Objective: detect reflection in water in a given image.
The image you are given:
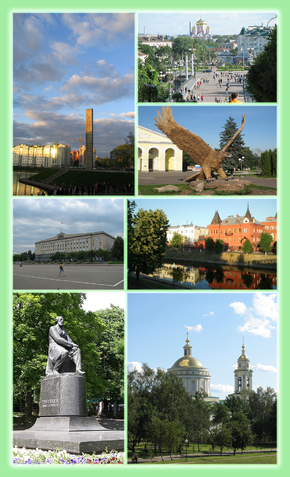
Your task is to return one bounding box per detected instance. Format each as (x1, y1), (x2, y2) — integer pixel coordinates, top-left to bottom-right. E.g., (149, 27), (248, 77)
(13, 172), (47, 196)
(140, 262), (277, 290)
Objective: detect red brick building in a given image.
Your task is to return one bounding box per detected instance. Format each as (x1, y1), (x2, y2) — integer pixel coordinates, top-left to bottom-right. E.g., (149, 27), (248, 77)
(207, 205), (265, 252)
(261, 215), (278, 243)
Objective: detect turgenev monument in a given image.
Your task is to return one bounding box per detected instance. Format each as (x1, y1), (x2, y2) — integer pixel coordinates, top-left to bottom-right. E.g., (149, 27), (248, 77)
(13, 316), (124, 453)
(154, 106), (246, 182)
(85, 108), (94, 170)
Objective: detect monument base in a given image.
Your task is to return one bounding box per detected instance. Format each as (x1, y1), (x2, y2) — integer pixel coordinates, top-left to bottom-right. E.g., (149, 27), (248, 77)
(13, 428), (124, 454)
(27, 416), (106, 432)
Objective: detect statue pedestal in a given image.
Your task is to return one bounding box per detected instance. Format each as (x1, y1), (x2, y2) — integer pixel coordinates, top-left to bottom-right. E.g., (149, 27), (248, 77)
(13, 374), (124, 453)
(39, 374), (86, 417)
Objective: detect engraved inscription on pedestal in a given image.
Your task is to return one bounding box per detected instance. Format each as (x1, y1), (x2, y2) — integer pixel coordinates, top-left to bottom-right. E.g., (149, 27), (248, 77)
(39, 374), (86, 417)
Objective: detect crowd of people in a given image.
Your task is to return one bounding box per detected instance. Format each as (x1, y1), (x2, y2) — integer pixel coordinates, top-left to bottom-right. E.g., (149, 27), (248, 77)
(37, 182), (134, 196)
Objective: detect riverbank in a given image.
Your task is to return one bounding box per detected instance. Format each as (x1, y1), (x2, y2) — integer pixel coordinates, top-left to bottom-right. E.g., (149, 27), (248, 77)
(165, 250), (277, 270)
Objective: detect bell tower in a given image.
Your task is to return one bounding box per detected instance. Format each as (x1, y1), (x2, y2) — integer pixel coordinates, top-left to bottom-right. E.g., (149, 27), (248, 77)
(233, 338), (253, 395)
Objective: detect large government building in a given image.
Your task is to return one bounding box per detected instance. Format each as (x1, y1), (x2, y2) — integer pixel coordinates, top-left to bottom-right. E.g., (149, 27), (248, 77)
(35, 231), (115, 261)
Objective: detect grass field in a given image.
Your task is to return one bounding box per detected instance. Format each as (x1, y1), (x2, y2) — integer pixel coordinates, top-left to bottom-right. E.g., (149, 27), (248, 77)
(140, 453), (277, 465)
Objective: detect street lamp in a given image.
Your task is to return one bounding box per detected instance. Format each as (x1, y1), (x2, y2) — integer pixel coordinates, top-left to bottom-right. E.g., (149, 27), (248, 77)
(185, 439), (188, 461)
(239, 156), (245, 172)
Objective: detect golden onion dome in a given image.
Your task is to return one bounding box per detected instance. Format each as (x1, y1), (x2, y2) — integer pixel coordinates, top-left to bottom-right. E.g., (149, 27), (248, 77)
(171, 356), (204, 368)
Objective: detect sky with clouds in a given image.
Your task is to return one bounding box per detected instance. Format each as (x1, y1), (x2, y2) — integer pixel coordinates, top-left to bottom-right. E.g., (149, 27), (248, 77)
(127, 292), (278, 400)
(139, 105), (277, 152)
(131, 198), (277, 229)
(81, 291), (126, 313)
(138, 11), (278, 36)
(13, 13), (135, 157)
(13, 198), (124, 253)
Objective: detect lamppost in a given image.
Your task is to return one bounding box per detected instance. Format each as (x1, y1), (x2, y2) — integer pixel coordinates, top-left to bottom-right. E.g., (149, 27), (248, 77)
(239, 156), (245, 172)
(185, 439), (188, 461)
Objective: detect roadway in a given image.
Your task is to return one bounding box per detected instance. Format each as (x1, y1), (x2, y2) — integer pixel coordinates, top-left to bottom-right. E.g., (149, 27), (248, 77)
(13, 263), (124, 290)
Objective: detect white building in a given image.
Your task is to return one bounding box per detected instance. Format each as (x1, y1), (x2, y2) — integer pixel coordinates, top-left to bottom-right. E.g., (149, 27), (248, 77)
(138, 125), (183, 172)
(13, 144), (71, 167)
(167, 223), (208, 244)
(231, 340), (253, 397)
(238, 26), (273, 60)
(35, 231), (115, 261)
(168, 332), (219, 403)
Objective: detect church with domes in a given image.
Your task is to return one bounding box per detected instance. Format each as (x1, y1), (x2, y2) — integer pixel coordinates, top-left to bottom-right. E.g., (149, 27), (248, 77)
(191, 18), (212, 39)
(168, 331), (219, 403)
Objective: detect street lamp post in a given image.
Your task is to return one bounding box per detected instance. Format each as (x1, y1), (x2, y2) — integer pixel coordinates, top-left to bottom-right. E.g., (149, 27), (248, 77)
(239, 156), (245, 172)
(185, 439), (188, 461)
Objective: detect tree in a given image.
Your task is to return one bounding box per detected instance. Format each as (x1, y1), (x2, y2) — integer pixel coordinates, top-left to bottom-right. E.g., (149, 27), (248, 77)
(214, 239), (224, 254)
(205, 237), (215, 252)
(171, 232), (184, 249)
(50, 252), (65, 262)
(242, 238), (253, 254)
(94, 305), (125, 414)
(246, 26), (277, 102)
(111, 236), (124, 261)
(261, 150), (271, 176)
(258, 232), (273, 254)
(128, 201), (169, 287)
(219, 116), (246, 173)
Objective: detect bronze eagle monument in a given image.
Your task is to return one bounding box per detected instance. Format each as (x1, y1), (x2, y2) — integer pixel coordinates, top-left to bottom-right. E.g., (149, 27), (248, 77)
(154, 106), (246, 181)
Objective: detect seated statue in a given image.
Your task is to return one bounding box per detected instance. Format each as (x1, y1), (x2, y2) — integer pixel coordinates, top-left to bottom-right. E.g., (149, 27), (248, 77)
(46, 316), (85, 376)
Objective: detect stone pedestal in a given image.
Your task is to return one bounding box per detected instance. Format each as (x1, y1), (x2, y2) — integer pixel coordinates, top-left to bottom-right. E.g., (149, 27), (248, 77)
(39, 374), (86, 417)
(13, 373), (124, 453)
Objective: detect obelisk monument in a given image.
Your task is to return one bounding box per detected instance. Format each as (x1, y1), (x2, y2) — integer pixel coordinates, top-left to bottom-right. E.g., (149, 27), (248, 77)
(85, 108), (93, 170)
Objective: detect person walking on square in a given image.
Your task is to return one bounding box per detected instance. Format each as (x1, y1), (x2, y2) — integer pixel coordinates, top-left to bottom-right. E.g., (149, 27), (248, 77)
(59, 262), (65, 277)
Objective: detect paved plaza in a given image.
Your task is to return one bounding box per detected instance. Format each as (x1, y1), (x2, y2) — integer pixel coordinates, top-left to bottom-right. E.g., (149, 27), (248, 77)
(138, 171), (277, 190)
(175, 69), (252, 103)
(13, 263), (124, 290)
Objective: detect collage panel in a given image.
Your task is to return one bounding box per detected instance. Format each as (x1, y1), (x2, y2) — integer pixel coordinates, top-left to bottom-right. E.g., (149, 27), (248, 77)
(13, 197), (125, 290)
(128, 198), (277, 291)
(137, 105), (277, 196)
(13, 12), (135, 197)
(127, 292), (278, 464)
(13, 291), (126, 463)
(9, 7), (280, 469)
(138, 11), (277, 103)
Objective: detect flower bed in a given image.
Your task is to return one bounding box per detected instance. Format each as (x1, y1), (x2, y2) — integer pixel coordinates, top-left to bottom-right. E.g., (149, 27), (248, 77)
(12, 447), (125, 465)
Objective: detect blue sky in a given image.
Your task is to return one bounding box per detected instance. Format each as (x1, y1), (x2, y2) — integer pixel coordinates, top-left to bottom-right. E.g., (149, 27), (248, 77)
(13, 13), (135, 157)
(138, 11), (278, 36)
(131, 198), (277, 228)
(127, 292), (278, 400)
(13, 198), (124, 253)
(138, 106), (277, 152)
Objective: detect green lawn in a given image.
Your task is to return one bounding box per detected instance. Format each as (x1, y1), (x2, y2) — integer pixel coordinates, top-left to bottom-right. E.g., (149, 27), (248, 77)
(141, 453), (277, 465)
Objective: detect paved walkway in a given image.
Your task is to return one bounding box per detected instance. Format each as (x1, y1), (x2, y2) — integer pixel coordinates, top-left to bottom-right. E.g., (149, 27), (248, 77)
(138, 171), (277, 189)
(178, 69), (252, 103)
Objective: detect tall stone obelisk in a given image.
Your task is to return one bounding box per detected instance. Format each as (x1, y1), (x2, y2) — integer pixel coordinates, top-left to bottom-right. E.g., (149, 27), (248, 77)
(85, 108), (93, 170)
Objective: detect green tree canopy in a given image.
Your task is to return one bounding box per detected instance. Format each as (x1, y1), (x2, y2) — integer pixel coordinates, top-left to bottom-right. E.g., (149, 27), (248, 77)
(128, 201), (169, 287)
(242, 238), (253, 254)
(111, 236), (124, 261)
(219, 116), (246, 173)
(258, 232), (273, 254)
(246, 26), (277, 102)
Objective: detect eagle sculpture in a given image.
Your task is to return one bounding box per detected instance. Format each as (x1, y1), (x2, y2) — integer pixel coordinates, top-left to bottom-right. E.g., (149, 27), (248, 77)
(154, 106), (246, 182)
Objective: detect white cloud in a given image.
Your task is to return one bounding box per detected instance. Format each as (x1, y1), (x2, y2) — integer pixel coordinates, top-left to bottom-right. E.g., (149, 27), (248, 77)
(237, 314), (275, 338)
(229, 301), (246, 314)
(127, 361), (143, 373)
(81, 292), (126, 312)
(252, 293), (278, 322)
(204, 311), (214, 317)
(211, 384), (234, 394)
(185, 324), (202, 333)
(255, 363), (277, 373)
